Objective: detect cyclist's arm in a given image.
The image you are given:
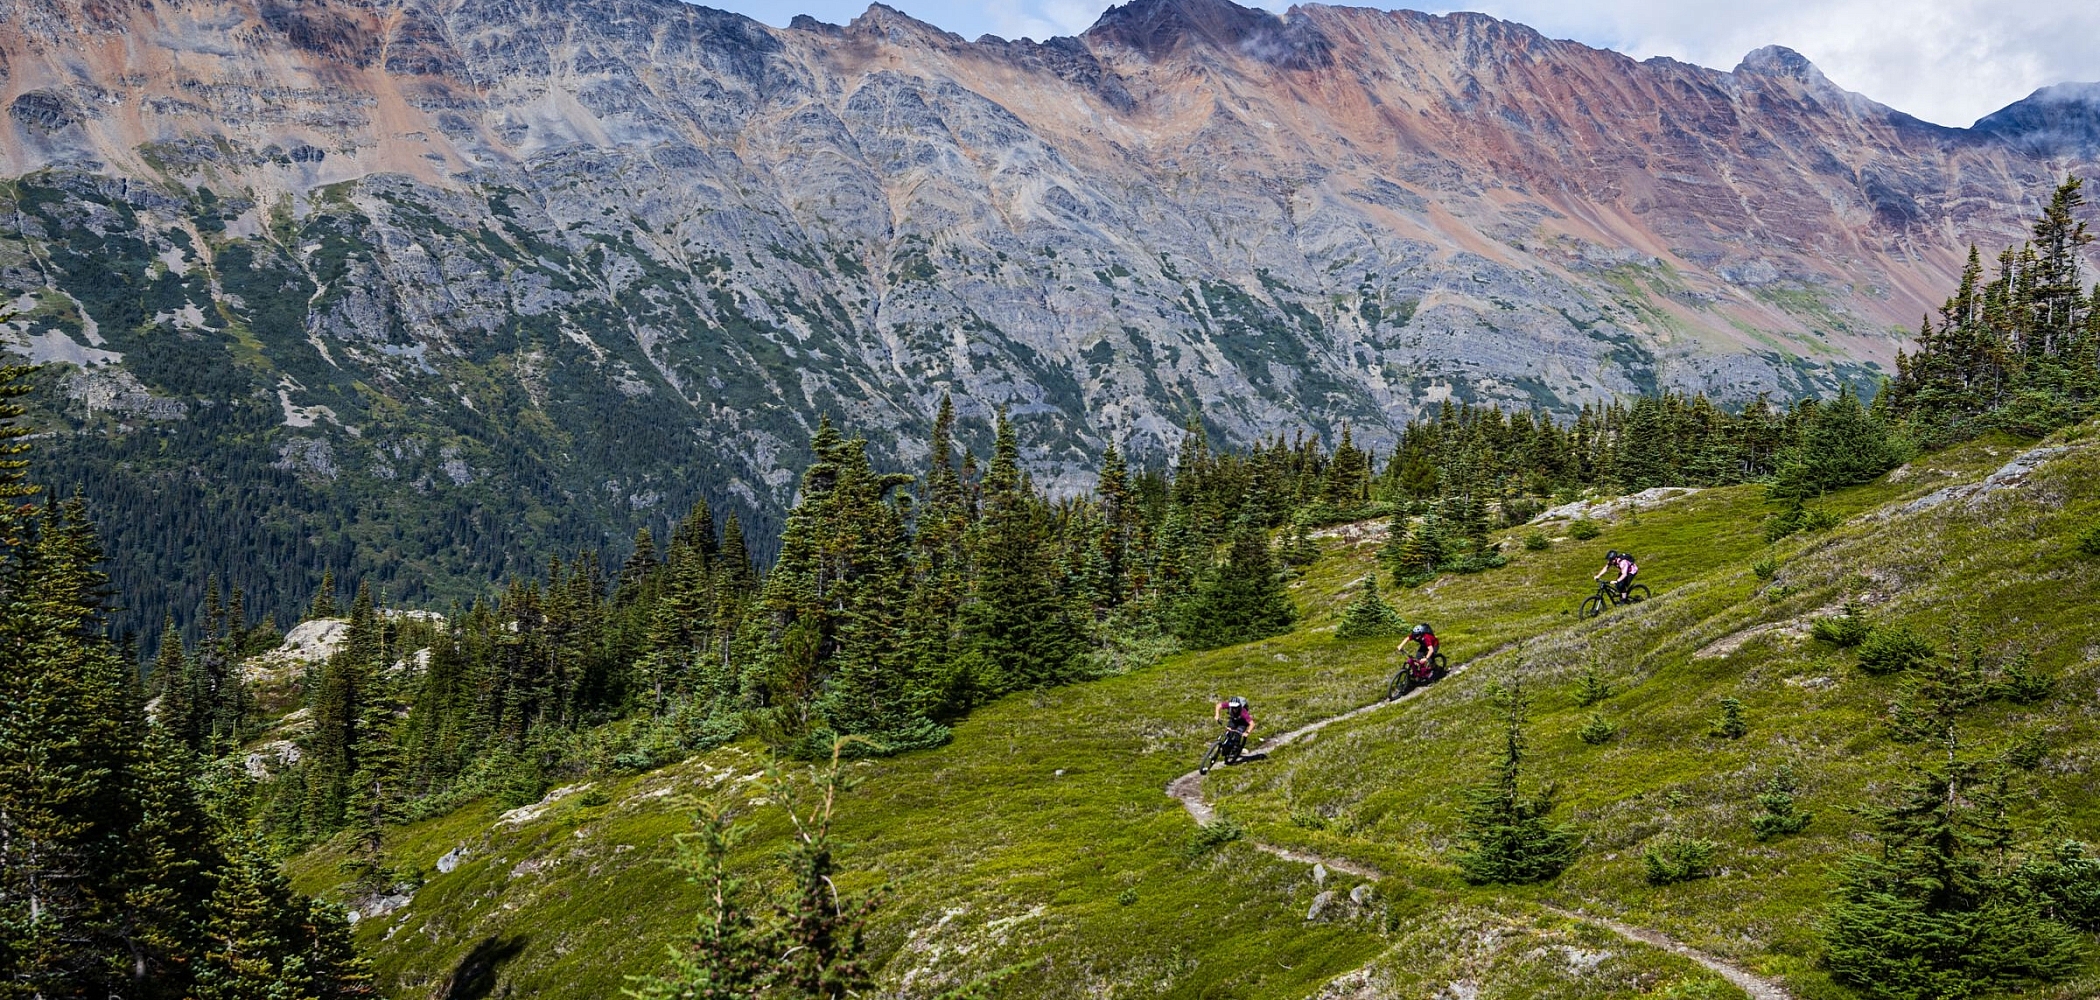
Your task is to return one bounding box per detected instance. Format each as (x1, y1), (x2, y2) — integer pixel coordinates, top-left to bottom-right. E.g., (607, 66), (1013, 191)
(1616, 566), (1631, 582)
(1594, 566), (1608, 580)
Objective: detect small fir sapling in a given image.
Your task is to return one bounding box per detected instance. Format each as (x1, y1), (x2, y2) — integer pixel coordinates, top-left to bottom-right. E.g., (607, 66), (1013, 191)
(1642, 835), (1719, 885)
(1750, 767), (1813, 840)
(1709, 697), (1747, 740)
(1577, 713), (1618, 746)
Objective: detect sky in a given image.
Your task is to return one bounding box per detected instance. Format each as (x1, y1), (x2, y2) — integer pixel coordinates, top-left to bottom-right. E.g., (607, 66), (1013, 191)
(700, 0), (2100, 128)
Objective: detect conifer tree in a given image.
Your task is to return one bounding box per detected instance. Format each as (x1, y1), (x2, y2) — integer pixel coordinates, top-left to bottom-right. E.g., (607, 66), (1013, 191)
(1823, 625), (2084, 999)
(1335, 577), (1408, 639)
(307, 569), (338, 621)
(305, 582), (377, 833)
(956, 411), (1085, 693)
(1456, 677), (1577, 884)
(120, 726), (223, 997)
(1769, 384), (1900, 500)
(1175, 510), (1296, 650)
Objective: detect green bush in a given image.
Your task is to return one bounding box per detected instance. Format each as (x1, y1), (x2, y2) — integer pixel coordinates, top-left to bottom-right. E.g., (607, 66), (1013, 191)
(1751, 556), (1779, 581)
(1184, 818), (1244, 858)
(1750, 768), (1813, 840)
(1569, 519), (1601, 540)
(1810, 602), (1874, 647)
(1709, 698), (1747, 740)
(1523, 532), (1551, 551)
(2079, 523), (2100, 556)
(1116, 886), (1138, 906)
(1642, 835), (1718, 885)
(1998, 652), (2055, 704)
(1289, 808), (1330, 831)
(2007, 732), (2049, 771)
(1572, 662), (1614, 707)
(1577, 713), (1618, 746)
(1802, 506), (1843, 532)
(1856, 627), (1933, 674)
(1335, 577), (1409, 639)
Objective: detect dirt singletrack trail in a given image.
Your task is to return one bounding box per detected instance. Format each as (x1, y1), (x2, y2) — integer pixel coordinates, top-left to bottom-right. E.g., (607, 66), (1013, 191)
(1164, 662), (1795, 1000)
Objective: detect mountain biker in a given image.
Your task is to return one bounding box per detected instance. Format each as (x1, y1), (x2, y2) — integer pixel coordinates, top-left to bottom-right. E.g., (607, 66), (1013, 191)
(1215, 696), (1255, 740)
(1594, 550), (1639, 599)
(1400, 623), (1439, 663)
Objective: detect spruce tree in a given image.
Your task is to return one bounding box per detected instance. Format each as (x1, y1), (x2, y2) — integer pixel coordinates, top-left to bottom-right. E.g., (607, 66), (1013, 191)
(1770, 385), (1900, 500)
(307, 569), (338, 621)
(1175, 510), (1296, 651)
(1823, 629), (2084, 999)
(121, 727), (224, 998)
(1334, 577), (1407, 639)
(305, 582), (376, 833)
(1456, 677), (1577, 884)
(956, 411), (1085, 693)
(623, 802), (768, 1000)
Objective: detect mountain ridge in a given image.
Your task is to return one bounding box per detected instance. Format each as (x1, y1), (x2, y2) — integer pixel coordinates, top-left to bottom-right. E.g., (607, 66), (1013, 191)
(3, 0), (2098, 633)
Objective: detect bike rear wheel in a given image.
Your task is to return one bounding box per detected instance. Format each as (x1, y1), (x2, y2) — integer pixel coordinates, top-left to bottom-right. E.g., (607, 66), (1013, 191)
(1429, 653), (1449, 680)
(1579, 595), (1606, 619)
(1626, 584), (1651, 603)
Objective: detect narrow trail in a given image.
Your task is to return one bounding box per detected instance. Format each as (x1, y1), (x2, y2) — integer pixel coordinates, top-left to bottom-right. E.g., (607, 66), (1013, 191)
(1165, 663), (1794, 1000)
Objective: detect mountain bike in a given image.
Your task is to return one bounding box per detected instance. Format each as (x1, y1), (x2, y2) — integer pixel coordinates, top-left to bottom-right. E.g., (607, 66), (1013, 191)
(1198, 726), (1248, 775)
(1578, 579), (1651, 619)
(1385, 652), (1449, 701)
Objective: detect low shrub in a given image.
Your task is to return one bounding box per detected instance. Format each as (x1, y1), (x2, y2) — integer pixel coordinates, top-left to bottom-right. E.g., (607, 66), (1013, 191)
(1185, 818), (1244, 858)
(1523, 532), (1551, 551)
(1802, 506), (1843, 532)
(2007, 732), (2049, 772)
(1856, 627), (1933, 674)
(1577, 713), (1618, 745)
(1643, 835), (1718, 885)
(1750, 768), (1812, 841)
(2079, 523), (2100, 556)
(1810, 601), (1873, 647)
(1751, 556), (1779, 581)
(1998, 652), (2055, 704)
(1709, 697), (1747, 740)
(1290, 808), (1330, 831)
(1569, 519), (1601, 540)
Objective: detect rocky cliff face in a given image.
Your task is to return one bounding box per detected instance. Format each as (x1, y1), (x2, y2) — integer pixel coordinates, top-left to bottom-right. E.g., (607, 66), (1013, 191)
(2, 0), (2095, 622)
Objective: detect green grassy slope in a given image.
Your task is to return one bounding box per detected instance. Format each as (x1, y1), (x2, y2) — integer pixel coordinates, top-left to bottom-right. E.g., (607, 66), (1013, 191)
(294, 424), (2100, 999)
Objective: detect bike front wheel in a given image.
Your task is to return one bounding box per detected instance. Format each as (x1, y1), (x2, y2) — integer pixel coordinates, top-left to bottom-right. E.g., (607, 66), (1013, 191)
(1199, 741), (1221, 775)
(1579, 595), (1606, 619)
(1387, 671), (1411, 701)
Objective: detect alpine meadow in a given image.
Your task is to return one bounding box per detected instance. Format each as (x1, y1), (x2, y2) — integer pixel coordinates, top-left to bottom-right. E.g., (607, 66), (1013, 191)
(4, 0), (2100, 997)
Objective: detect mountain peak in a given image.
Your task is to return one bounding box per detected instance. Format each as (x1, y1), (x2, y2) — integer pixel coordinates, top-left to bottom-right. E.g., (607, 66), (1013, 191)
(1973, 81), (2100, 156)
(1732, 45), (1826, 84)
(841, 3), (966, 46)
(1086, 0), (1332, 70)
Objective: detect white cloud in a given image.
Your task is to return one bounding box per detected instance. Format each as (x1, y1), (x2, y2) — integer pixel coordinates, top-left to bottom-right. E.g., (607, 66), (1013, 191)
(716, 0), (2097, 125)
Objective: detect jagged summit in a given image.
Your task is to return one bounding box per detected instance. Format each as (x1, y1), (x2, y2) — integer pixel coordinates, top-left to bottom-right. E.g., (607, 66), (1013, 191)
(1731, 44), (1824, 82)
(1085, 0), (1332, 69)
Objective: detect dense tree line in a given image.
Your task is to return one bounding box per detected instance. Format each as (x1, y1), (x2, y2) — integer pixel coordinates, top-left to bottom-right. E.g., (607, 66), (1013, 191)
(1884, 175), (2100, 441)
(212, 376), (1878, 852)
(0, 363), (371, 998)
